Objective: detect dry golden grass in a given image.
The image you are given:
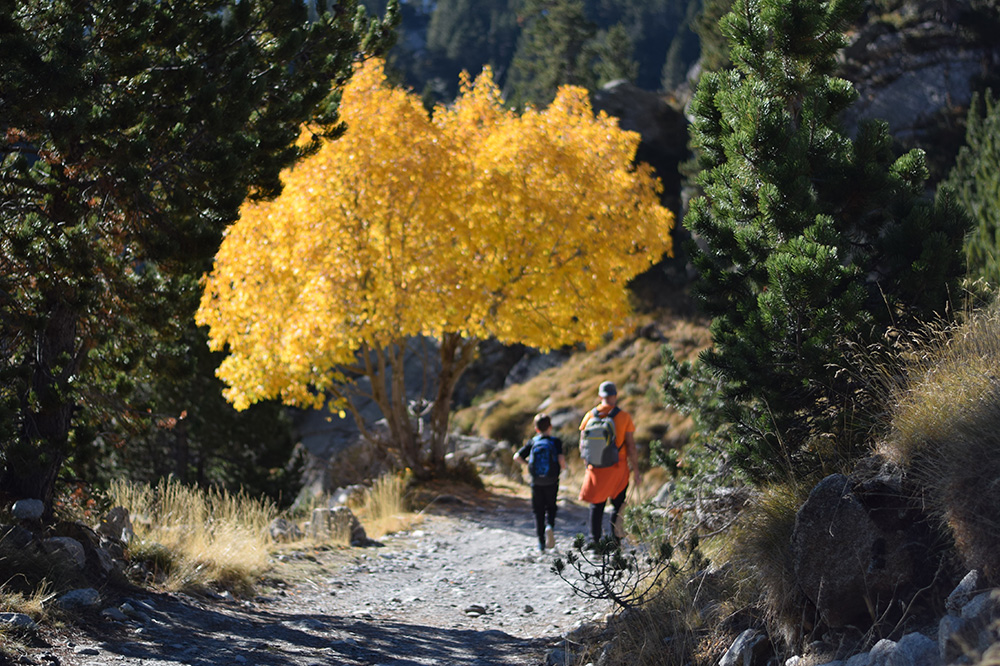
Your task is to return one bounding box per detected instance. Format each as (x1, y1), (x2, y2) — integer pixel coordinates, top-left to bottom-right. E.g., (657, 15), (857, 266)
(356, 472), (421, 538)
(724, 481), (815, 648)
(880, 306), (1000, 466)
(878, 304), (1000, 581)
(109, 478), (276, 595)
(0, 579), (52, 621)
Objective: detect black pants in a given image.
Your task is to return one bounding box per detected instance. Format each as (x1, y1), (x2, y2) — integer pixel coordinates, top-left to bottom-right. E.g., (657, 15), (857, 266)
(589, 486), (627, 543)
(531, 483), (559, 548)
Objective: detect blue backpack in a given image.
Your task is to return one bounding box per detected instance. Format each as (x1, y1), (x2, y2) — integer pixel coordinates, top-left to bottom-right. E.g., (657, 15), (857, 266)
(528, 435), (559, 480)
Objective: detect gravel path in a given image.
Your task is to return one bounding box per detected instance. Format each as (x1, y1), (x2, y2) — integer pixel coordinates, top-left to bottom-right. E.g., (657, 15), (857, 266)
(16, 486), (613, 666)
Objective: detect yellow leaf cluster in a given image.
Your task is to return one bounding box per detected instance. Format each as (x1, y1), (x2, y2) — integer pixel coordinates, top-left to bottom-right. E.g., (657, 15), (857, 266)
(196, 58), (674, 410)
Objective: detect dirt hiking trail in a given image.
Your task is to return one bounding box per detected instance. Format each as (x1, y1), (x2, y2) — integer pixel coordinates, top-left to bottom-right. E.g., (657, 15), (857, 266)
(17, 484), (613, 666)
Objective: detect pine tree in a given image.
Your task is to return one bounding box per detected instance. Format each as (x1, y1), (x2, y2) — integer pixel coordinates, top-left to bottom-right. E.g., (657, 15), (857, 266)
(506, 0), (598, 108)
(425, 0), (520, 95)
(592, 23), (640, 86)
(0, 0), (398, 513)
(944, 90), (1000, 289)
(670, 0), (968, 481)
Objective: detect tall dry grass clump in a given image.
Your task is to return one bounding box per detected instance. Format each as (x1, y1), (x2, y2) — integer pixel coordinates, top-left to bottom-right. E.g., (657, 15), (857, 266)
(878, 304), (1000, 582)
(724, 482), (815, 648)
(357, 472), (415, 538)
(109, 478), (276, 595)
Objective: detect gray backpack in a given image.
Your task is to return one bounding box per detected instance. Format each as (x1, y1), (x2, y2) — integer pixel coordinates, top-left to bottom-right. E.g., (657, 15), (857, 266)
(580, 406), (621, 468)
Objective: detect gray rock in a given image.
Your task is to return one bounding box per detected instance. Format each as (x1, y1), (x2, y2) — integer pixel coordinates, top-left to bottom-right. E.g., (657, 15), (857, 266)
(946, 570), (981, 614)
(307, 506), (368, 546)
(101, 607), (129, 621)
(119, 602), (151, 624)
(91, 544), (117, 576)
(58, 587), (101, 610)
(503, 349), (570, 388)
(869, 639), (897, 666)
(960, 591), (997, 622)
(43, 536), (86, 569)
(845, 651), (872, 666)
(840, 9), (997, 147)
(546, 648), (569, 666)
(0, 612), (38, 631)
(268, 517), (304, 543)
(790, 470), (933, 629)
(886, 632), (937, 666)
(11, 499), (44, 521)
(791, 475), (875, 628)
(0, 524), (33, 550)
(97, 506), (135, 544)
(938, 613), (970, 663)
(719, 628), (770, 666)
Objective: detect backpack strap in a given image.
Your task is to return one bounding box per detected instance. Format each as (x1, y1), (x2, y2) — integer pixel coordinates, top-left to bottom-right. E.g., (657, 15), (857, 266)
(593, 406), (621, 418)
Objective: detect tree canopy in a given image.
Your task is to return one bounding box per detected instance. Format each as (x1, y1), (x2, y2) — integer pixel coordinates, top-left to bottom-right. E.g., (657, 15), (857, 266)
(0, 0), (398, 513)
(197, 58), (674, 474)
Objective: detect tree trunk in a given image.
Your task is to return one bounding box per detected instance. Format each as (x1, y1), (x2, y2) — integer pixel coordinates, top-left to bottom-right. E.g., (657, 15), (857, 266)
(2, 298), (79, 518)
(427, 333), (478, 470)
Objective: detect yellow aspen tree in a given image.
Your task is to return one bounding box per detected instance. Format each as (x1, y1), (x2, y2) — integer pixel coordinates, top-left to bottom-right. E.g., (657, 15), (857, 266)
(197, 58), (674, 475)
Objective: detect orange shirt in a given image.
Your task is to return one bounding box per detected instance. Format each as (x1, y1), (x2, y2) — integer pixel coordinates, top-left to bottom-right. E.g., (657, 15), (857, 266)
(578, 406), (635, 504)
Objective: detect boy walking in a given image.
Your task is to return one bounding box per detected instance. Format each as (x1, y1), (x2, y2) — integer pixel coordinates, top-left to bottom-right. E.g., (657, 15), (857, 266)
(515, 413), (566, 552)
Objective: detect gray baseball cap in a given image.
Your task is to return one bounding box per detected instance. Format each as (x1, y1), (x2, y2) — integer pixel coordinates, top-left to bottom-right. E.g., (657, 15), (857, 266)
(598, 381), (617, 397)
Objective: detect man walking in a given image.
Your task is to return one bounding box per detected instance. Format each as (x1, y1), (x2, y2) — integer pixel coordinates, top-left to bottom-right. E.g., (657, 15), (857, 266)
(578, 381), (641, 545)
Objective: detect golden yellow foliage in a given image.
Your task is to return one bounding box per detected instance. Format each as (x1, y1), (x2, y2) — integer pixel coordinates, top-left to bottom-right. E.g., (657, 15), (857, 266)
(197, 57), (674, 413)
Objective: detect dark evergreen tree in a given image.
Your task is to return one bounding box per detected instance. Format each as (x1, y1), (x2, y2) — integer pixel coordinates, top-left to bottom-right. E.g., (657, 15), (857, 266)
(591, 23), (640, 86)
(424, 0), (521, 95)
(0, 0), (398, 514)
(944, 90), (1000, 288)
(505, 0), (598, 107)
(660, 0), (701, 90)
(666, 0), (968, 482)
(589, 0), (700, 90)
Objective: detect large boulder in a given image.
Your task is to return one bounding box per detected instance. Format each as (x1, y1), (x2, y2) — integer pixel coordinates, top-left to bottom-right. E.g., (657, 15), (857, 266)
(790, 467), (941, 629)
(42, 537), (86, 570)
(591, 80), (688, 209)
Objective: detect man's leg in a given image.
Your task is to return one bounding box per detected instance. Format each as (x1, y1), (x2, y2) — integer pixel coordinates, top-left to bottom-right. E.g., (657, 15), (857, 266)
(609, 486), (628, 543)
(589, 500), (607, 542)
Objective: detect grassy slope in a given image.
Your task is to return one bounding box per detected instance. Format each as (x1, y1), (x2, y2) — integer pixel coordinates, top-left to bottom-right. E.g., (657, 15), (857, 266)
(451, 304), (713, 463)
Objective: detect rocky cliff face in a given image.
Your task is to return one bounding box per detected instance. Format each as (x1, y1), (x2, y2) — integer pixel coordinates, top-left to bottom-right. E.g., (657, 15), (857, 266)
(840, 0), (1000, 179)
